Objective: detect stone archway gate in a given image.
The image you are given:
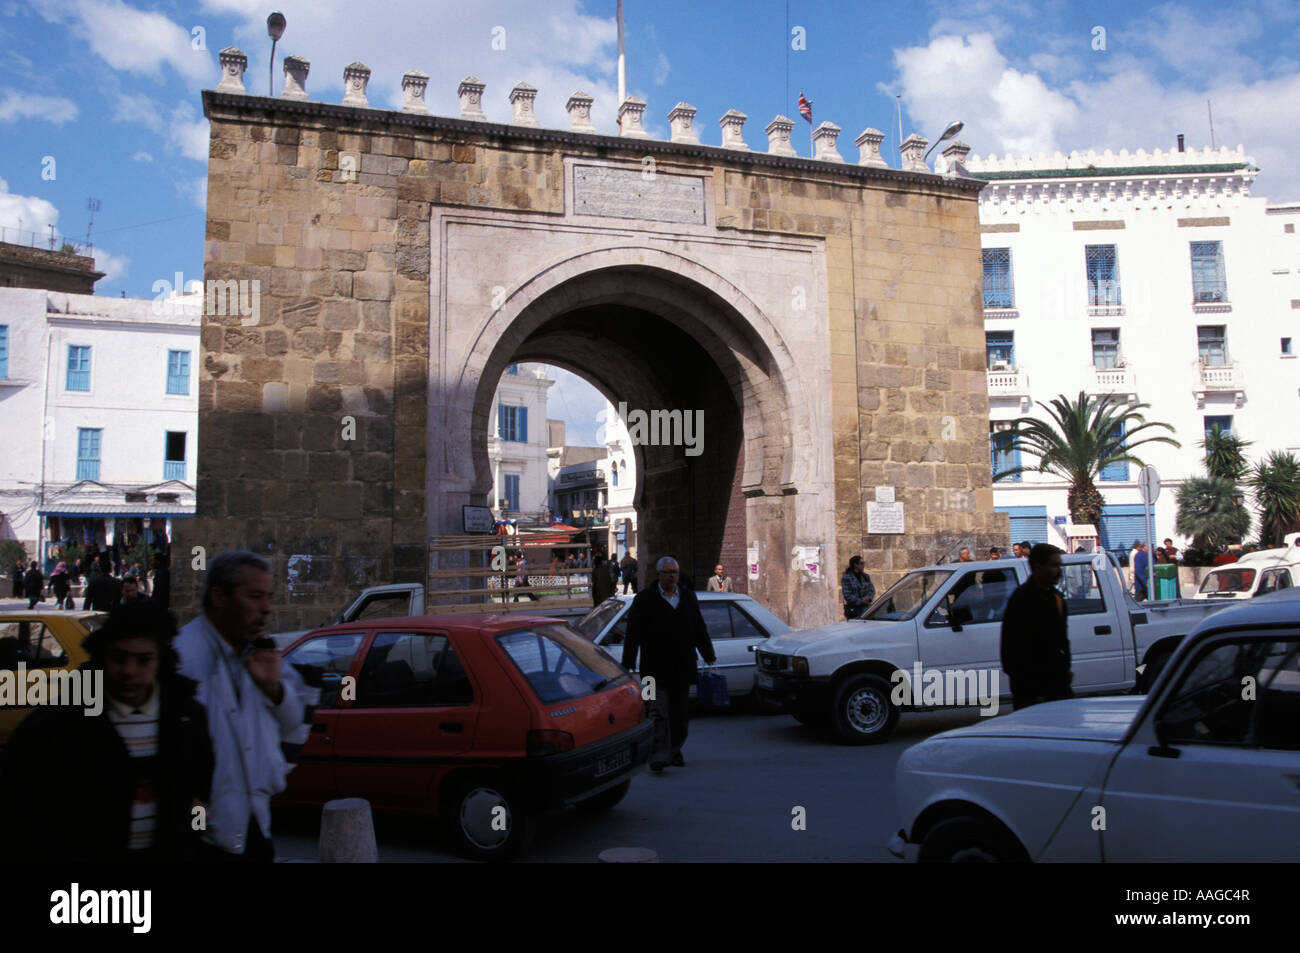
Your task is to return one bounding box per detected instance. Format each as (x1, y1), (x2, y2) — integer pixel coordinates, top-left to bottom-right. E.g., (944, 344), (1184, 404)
(179, 56), (1008, 631)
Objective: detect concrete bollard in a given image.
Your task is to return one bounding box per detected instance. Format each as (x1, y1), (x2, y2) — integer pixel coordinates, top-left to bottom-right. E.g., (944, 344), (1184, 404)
(597, 847), (659, 863)
(318, 797), (379, 863)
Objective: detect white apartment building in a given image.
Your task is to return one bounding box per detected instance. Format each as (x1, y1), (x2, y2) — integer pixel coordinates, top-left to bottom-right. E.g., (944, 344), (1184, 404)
(0, 287), (200, 565)
(965, 143), (1300, 552)
(548, 400), (639, 558)
(487, 363), (554, 521)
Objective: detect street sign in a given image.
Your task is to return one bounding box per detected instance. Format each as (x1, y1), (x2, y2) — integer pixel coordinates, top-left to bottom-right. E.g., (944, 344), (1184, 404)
(462, 505), (494, 534)
(1138, 465), (1161, 505)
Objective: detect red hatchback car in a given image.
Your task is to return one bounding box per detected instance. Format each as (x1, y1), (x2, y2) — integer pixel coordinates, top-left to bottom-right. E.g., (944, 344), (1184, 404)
(276, 613), (653, 860)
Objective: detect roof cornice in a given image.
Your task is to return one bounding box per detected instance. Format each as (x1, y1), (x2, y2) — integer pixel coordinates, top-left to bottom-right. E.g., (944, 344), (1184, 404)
(201, 89), (985, 196)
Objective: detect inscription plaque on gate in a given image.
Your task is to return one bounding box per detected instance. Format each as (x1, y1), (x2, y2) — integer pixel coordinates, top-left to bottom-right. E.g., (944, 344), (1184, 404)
(573, 164), (706, 224)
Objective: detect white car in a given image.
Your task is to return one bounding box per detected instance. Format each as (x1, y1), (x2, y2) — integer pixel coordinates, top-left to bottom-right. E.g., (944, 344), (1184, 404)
(890, 587), (1300, 862)
(573, 592), (791, 697)
(1192, 540), (1299, 601)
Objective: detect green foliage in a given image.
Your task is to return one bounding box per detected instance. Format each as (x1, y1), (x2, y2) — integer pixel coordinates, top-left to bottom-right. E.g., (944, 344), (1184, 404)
(1175, 476), (1251, 549)
(1246, 450), (1300, 547)
(1199, 427), (1252, 482)
(0, 539), (28, 568)
(996, 391), (1181, 525)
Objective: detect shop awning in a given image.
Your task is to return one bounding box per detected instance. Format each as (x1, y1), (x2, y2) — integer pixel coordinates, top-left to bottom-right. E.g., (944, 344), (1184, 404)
(38, 504), (195, 516)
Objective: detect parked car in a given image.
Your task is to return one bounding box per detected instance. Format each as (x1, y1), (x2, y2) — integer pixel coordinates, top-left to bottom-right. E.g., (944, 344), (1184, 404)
(276, 612), (653, 860)
(269, 583), (589, 650)
(1192, 541), (1299, 600)
(889, 587), (1300, 861)
(0, 610), (106, 746)
(572, 592), (792, 697)
(755, 553), (1235, 744)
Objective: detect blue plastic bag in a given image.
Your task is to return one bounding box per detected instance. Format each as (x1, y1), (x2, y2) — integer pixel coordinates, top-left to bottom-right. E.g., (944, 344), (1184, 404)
(697, 667), (730, 709)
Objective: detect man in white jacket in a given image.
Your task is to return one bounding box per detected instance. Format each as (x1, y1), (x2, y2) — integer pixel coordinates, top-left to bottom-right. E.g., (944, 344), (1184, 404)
(176, 551), (304, 862)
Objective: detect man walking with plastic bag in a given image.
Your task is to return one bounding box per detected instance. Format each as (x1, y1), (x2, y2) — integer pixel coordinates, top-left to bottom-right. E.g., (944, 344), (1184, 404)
(623, 556), (716, 774)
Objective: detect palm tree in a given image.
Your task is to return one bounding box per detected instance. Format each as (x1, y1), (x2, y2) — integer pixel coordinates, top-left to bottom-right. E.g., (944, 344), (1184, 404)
(1174, 476), (1251, 549)
(995, 392), (1181, 525)
(1246, 450), (1300, 546)
(1200, 427), (1252, 483)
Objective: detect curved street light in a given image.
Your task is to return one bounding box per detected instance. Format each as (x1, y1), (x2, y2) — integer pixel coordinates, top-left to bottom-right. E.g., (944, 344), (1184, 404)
(923, 119), (965, 161)
(267, 12), (286, 96)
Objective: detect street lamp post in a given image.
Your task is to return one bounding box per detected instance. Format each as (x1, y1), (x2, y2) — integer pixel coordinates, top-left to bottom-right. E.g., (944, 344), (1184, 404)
(923, 120), (965, 162)
(267, 12), (286, 96)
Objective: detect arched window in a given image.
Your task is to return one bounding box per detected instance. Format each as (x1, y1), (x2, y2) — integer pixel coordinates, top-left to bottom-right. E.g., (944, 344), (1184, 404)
(611, 461), (619, 486)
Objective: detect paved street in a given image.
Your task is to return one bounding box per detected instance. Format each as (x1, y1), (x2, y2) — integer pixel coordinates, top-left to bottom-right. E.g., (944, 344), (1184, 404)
(270, 704), (989, 863)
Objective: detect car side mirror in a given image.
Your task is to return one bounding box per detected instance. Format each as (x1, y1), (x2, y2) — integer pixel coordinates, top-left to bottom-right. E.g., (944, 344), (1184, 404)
(950, 605), (973, 631)
(1148, 718), (1181, 759)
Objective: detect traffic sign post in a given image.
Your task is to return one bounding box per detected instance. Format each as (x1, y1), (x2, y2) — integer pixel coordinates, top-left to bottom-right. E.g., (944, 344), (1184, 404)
(1137, 466), (1160, 602)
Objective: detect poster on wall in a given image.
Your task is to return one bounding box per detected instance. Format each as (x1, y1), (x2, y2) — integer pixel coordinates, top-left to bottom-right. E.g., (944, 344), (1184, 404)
(867, 501), (905, 534)
(793, 545), (820, 577)
(747, 545), (759, 580)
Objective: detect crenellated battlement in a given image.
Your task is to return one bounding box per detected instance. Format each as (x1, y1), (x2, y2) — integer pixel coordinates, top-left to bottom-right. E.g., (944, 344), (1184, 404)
(966, 144), (1253, 175)
(213, 47), (967, 176)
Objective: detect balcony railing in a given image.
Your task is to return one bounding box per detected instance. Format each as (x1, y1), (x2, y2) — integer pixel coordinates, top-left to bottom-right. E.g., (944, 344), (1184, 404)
(987, 367), (1031, 405)
(1089, 365), (1137, 400)
(1194, 361), (1245, 407)
(163, 460), (186, 481)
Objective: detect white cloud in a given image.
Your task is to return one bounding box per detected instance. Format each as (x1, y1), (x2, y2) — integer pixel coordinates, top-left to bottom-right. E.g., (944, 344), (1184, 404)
(542, 365), (606, 446)
(0, 88), (78, 123)
(91, 245), (130, 283)
(179, 175), (208, 212)
(169, 102), (209, 161)
(0, 177), (59, 238)
(34, 0), (210, 83)
(652, 50), (670, 86)
(113, 91), (164, 131)
(131, 150), (153, 162)
(890, 30), (1300, 200)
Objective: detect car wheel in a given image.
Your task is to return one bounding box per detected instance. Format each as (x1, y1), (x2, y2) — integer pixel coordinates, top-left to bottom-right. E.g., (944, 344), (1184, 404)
(444, 776), (535, 862)
(830, 674), (898, 744)
(1140, 646), (1174, 693)
(576, 779), (631, 814)
(918, 815), (1028, 863)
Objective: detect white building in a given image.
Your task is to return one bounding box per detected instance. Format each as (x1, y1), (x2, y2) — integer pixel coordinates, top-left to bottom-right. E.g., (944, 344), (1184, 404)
(0, 287), (200, 565)
(487, 363), (554, 521)
(599, 400), (638, 560)
(964, 142), (1300, 552)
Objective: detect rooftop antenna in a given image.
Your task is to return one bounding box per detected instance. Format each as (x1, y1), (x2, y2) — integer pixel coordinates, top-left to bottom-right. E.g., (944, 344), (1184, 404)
(85, 197), (101, 251)
(1207, 99), (1217, 149)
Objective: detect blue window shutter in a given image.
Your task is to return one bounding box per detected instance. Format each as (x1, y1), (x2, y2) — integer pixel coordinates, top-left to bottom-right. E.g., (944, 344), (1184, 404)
(519, 406), (527, 444)
(498, 404), (506, 439)
(0, 325), (8, 378)
(1100, 421), (1127, 481)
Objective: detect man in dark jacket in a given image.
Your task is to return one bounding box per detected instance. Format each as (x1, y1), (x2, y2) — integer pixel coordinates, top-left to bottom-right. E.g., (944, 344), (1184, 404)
(10, 559), (24, 598)
(1000, 543), (1072, 710)
(590, 554), (616, 605)
(151, 553), (171, 609)
(623, 556), (716, 772)
(23, 561), (43, 609)
(0, 602), (213, 861)
(84, 563), (122, 611)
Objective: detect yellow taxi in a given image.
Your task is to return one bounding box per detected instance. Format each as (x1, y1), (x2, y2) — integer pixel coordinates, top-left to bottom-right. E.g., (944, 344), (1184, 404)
(0, 610), (104, 746)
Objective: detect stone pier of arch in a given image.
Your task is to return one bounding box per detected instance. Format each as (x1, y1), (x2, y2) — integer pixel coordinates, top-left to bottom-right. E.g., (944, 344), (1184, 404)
(180, 74), (1007, 631)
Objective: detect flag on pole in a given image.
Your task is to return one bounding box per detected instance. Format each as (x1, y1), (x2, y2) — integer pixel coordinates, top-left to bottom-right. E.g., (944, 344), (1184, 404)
(797, 92), (813, 124)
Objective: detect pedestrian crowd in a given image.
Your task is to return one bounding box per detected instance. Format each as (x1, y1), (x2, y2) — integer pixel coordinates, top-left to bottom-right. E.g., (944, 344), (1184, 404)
(10, 552), (170, 611)
(0, 550), (300, 863)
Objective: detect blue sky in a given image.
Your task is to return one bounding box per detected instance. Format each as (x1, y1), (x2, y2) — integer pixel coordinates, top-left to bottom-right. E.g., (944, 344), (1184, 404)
(3, 0), (1298, 442)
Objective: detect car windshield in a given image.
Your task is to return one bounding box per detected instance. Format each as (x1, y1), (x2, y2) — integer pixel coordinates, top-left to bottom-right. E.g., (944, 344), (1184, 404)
(496, 623), (630, 703)
(862, 570), (953, 622)
(1200, 568), (1257, 595)
(572, 599), (624, 639)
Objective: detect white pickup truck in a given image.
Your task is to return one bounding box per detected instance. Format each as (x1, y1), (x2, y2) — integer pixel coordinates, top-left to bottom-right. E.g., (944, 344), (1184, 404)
(754, 553), (1234, 744)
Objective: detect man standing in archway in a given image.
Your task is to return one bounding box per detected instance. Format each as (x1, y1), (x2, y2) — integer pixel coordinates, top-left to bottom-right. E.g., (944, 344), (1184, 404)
(623, 557), (716, 773)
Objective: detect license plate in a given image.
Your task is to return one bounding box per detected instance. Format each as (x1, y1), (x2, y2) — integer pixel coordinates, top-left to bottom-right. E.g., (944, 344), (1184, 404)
(595, 748), (631, 777)
(756, 672), (774, 689)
